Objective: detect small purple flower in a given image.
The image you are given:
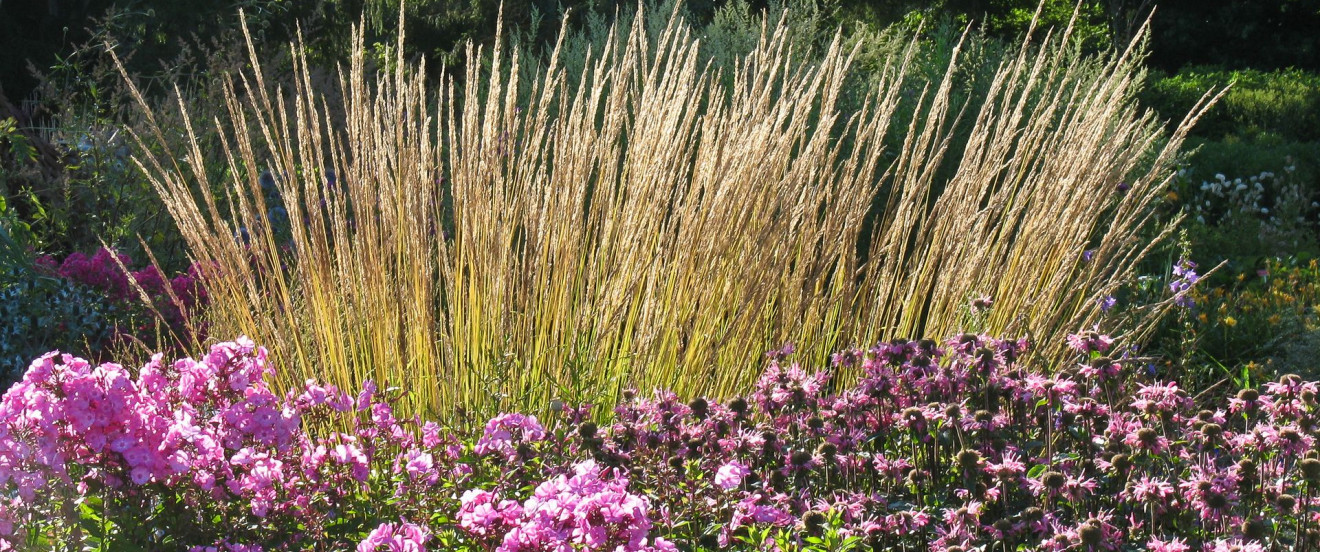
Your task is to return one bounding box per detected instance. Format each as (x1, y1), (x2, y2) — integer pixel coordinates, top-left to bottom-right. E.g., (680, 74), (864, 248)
(1169, 258), (1199, 308)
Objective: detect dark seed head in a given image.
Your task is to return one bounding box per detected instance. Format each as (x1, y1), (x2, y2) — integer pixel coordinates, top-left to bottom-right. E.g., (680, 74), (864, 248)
(816, 442), (837, 460)
(1042, 471), (1067, 489)
(1237, 388), (1259, 402)
(1078, 521), (1103, 546)
(1137, 428), (1160, 446)
(1111, 453), (1131, 473)
(577, 422), (598, 440)
(802, 511), (827, 536)
(1202, 423), (1223, 437)
(685, 439), (703, 458)
(902, 407), (925, 422)
(1021, 507), (1044, 522)
(944, 404), (962, 420)
(1300, 458), (1320, 482)
(729, 398), (749, 415)
(688, 398), (708, 418)
(957, 449), (982, 472)
(1206, 491), (1229, 510)
(790, 450), (814, 466)
(974, 409), (994, 423)
(1279, 494), (1297, 510)
(807, 416), (825, 430)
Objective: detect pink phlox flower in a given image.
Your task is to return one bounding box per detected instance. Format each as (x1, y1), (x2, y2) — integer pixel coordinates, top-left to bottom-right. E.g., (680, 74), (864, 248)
(714, 461), (750, 490)
(475, 413), (547, 461)
(356, 521), (430, 552)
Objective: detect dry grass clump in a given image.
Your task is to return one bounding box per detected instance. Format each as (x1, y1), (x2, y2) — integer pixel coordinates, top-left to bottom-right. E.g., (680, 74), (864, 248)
(116, 4), (1210, 420)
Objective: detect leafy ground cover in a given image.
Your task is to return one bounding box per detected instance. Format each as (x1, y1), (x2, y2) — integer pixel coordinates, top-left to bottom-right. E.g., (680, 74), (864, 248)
(3, 331), (1319, 550)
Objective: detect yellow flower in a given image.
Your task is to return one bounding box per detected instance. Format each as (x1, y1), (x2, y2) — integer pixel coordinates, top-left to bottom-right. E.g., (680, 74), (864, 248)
(1246, 361), (1263, 379)
(1223, 316), (1237, 327)
(1268, 314), (1282, 325)
(1198, 313), (1208, 323)
(1165, 190), (1179, 201)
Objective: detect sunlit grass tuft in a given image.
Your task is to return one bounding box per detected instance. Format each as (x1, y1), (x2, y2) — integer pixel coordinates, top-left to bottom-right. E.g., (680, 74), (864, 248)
(116, 4), (1212, 421)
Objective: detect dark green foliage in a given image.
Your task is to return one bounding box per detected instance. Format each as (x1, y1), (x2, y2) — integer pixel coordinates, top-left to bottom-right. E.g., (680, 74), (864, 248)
(1142, 66), (1320, 142)
(0, 264), (120, 390)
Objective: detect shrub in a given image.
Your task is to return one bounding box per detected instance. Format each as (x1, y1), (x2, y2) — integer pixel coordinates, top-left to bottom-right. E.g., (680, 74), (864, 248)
(5, 333), (1320, 549)
(1142, 66), (1320, 142)
(34, 247), (208, 344)
(0, 264), (119, 389)
(119, 6), (1204, 419)
(0, 246), (208, 392)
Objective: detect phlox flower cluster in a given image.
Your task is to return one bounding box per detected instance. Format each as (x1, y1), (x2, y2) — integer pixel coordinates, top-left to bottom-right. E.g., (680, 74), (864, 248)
(0, 338), (460, 550)
(6, 330), (1320, 550)
(460, 460), (675, 551)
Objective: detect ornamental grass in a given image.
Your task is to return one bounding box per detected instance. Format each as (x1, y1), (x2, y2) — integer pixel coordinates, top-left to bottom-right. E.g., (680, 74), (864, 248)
(115, 4), (1213, 420)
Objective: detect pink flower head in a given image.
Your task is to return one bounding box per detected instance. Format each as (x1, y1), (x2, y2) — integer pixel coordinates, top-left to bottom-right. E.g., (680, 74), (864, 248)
(714, 461), (750, 490)
(474, 413), (546, 462)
